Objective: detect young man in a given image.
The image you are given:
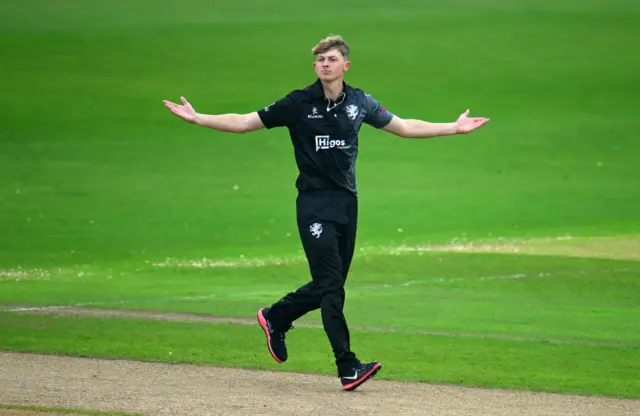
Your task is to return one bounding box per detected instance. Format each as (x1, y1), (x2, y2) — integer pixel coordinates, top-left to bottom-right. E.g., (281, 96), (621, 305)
(163, 35), (489, 391)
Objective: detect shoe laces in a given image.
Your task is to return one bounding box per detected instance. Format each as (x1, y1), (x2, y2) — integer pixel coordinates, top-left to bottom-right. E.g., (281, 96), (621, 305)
(269, 322), (293, 340)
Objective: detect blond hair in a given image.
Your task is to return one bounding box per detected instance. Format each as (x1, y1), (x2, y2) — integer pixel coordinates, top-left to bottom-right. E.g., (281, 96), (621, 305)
(312, 34), (350, 59)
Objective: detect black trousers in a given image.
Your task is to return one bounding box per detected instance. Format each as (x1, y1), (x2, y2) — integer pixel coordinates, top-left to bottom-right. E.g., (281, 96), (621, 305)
(267, 189), (359, 374)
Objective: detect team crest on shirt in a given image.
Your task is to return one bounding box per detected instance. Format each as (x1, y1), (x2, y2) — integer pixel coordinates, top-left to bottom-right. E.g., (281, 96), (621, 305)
(346, 105), (359, 120)
(310, 222), (323, 238)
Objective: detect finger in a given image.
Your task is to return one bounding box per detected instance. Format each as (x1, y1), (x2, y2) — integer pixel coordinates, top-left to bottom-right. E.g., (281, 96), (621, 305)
(181, 96), (189, 105)
(169, 107), (185, 117)
(464, 109), (470, 117)
(165, 102), (183, 111)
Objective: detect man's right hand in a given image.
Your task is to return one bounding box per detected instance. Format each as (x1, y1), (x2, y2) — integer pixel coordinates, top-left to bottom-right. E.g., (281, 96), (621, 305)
(162, 97), (266, 133)
(163, 96), (198, 124)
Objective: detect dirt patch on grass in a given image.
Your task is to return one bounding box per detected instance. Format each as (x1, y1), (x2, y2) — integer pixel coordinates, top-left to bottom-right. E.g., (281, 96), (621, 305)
(404, 235), (640, 261)
(151, 236), (640, 272)
(1, 352), (638, 416)
(0, 269), (54, 282)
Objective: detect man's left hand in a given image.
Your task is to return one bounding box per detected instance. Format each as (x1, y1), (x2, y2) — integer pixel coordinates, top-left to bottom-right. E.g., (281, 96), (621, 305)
(455, 110), (490, 134)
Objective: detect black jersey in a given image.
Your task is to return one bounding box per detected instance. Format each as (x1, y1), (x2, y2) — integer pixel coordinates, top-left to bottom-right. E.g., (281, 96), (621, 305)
(257, 79), (393, 196)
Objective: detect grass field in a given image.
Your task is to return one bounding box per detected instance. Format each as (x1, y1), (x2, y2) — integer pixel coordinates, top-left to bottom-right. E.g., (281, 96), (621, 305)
(0, 403), (139, 416)
(1, 0), (639, 407)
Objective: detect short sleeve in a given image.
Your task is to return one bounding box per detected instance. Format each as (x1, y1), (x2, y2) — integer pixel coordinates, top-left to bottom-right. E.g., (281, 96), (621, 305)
(257, 94), (295, 129)
(363, 93), (393, 129)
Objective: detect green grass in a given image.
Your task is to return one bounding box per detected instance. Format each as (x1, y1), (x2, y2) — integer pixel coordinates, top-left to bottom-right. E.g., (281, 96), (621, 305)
(2, 250), (639, 345)
(1, 0), (639, 402)
(1, 0), (639, 267)
(0, 403), (139, 416)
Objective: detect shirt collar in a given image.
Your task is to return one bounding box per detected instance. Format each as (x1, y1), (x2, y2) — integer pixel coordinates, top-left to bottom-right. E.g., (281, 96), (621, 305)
(310, 78), (350, 99)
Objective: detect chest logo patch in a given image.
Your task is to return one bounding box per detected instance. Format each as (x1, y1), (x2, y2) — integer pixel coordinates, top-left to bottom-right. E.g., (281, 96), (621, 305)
(315, 135), (349, 151)
(346, 104), (359, 120)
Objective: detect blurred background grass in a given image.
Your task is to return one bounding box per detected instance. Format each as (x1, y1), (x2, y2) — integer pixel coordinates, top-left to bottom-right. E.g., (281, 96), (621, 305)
(2, 0), (639, 268)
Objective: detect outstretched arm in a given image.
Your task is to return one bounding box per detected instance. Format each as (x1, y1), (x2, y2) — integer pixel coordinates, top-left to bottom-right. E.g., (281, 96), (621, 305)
(163, 96), (265, 134)
(382, 110), (489, 139)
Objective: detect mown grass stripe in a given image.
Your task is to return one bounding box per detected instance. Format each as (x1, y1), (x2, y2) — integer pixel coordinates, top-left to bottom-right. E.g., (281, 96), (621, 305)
(4, 307), (637, 348)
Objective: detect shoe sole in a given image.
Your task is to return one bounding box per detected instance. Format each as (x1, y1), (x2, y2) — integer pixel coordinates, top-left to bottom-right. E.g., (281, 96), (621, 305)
(257, 308), (285, 364)
(342, 362), (382, 391)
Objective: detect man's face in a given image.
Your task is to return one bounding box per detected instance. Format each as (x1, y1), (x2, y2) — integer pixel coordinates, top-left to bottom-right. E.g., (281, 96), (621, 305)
(313, 49), (350, 82)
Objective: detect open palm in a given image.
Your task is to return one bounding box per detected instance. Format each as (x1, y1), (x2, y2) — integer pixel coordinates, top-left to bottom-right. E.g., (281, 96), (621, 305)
(163, 96), (197, 124)
(455, 109), (489, 134)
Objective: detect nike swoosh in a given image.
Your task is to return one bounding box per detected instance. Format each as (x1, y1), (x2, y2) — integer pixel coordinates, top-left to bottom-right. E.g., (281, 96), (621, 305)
(342, 373), (358, 380)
